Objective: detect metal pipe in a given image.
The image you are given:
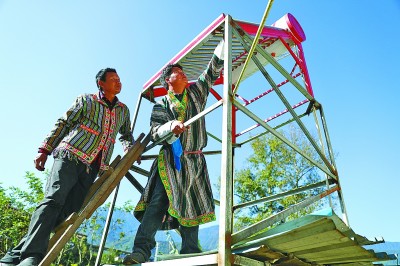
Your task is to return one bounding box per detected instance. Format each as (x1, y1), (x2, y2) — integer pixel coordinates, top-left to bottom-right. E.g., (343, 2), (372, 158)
(233, 180), (330, 211)
(232, 27), (336, 175)
(233, 0), (275, 94)
(312, 107), (333, 207)
(143, 100), (223, 153)
(231, 185), (340, 244)
(130, 93), (143, 133)
(234, 99), (336, 179)
(218, 15), (233, 266)
(238, 113), (308, 146)
(94, 184), (119, 266)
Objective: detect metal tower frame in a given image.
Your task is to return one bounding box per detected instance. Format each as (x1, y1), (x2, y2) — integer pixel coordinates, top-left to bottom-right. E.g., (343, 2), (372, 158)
(115, 12), (351, 265)
(35, 9), (392, 266)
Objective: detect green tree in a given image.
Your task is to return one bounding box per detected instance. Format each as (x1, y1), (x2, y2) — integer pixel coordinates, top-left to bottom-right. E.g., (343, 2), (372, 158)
(0, 171), (136, 265)
(0, 171), (45, 255)
(234, 127), (326, 231)
(52, 200), (136, 265)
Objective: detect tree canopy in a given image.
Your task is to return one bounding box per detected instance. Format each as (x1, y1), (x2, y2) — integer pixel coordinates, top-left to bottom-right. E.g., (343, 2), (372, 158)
(234, 127), (328, 231)
(0, 172), (135, 265)
(0, 171), (44, 254)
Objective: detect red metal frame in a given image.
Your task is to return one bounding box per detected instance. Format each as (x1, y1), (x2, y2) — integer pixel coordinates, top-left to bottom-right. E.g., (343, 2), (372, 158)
(143, 14), (227, 92)
(142, 13), (314, 144)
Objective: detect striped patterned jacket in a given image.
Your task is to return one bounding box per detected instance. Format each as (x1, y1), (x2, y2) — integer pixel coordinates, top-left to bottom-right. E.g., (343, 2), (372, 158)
(40, 92), (134, 171)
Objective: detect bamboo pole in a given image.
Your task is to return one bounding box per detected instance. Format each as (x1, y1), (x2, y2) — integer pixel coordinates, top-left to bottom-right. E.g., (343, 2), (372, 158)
(233, 0), (275, 94)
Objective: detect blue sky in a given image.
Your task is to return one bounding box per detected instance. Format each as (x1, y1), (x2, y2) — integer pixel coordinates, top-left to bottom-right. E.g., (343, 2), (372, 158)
(1, 0), (399, 244)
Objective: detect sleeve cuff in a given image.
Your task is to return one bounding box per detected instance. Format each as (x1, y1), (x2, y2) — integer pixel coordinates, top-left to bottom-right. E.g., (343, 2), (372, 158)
(157, 121), (179, 144)
(38, 148), (51, 155)
(214, 39), (225, 59)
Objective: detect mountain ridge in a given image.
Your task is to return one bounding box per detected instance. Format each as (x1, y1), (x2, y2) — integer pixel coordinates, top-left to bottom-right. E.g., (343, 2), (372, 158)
(82, 208), (219, 254)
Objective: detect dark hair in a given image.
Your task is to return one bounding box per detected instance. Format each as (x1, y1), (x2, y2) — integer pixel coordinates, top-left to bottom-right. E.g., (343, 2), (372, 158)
(159, 63), (183, 88)
(96, 68), (117, 89)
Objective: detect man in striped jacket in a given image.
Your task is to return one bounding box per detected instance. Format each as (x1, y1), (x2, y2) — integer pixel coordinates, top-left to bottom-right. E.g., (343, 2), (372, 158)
(0, 68), (136, 266)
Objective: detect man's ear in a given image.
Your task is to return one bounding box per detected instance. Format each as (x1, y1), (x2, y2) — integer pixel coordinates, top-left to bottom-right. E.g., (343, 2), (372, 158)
(98, 80), (104, 89)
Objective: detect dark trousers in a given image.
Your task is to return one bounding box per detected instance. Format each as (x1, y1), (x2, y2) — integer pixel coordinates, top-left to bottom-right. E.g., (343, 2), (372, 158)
(133, 175), (201, 260)
(0, 157), (98, 263)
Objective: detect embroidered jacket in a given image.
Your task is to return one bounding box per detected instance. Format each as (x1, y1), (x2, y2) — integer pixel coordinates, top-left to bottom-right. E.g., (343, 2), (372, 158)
(134, 45), (224, 228)
(40, 92), (134, 171)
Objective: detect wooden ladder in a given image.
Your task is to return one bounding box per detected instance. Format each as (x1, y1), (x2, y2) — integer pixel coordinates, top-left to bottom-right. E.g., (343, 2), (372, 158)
(39, 132), (150, 266)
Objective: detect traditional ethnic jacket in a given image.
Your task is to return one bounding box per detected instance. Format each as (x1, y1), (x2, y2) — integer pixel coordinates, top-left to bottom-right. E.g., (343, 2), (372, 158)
(39, 92), (134, 171)
(134, 44), (224, 228)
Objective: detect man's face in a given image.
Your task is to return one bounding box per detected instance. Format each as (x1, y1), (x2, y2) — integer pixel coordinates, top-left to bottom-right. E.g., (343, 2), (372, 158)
(167, 67), (188, 91)
(100, 72), (122, 96)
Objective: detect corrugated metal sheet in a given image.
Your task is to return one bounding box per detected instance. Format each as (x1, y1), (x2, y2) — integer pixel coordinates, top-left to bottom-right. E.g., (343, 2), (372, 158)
(149, 210), (391, 266)
(141, 13), (295, 101)
(231, 209), (391, 265)
(124, 12), (393, 266)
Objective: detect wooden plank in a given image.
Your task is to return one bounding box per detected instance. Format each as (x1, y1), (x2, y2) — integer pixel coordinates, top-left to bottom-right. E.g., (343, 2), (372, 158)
(233, 214), (330, 248)
(52, 212), (78, 234)
(47, 213), (78, 251)
(300, 246), (374, 261)
(237, 245), (285, 262)
(273, 256), (312, 266)
(106, 254), (218, 266)
(82, 155), (121, 207)
(233, 254), (268, 266)
(232, 187), (339, 245)
(263, 219), (337, 248)
(318, 252), (381, 264)
(38, 133), (149, 266)
(293, 240), (357, 256)
(269, 230), (348, 251)
(47, 157), (121, 252)
(156, 250), (217, 261)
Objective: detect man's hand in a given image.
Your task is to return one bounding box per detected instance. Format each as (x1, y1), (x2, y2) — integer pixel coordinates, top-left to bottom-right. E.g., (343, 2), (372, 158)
(171, 120), (189, 136)
(214, 39), (225, 59)
(34, 153), (48, 171)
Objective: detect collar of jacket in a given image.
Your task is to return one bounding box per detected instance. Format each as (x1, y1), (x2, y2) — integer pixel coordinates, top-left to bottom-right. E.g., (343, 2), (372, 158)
(95, 91), (124, 108)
